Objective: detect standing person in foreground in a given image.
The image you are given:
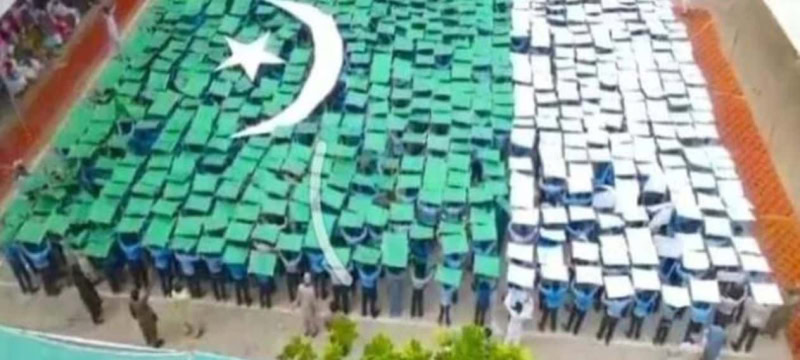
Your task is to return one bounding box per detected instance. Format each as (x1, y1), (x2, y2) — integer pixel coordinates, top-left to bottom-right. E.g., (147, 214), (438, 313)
(71, 264), (103, 324)
(295, 273), (320, 337)
(172, 281), (204, 338)
(505, 291), (534, 345)
(731, 295), (772, 352)
(129, 287), (163, 348)
(700, 325), (727, 360)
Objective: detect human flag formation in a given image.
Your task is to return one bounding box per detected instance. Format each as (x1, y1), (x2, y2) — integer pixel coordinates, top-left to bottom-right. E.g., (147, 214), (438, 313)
(1, 0), (513, 289)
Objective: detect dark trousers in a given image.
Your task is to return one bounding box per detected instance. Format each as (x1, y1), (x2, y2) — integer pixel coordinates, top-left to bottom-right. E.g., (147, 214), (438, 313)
(683, 320), (703, 343)
(104, 266), (121, 294)
(564, 307), (587, 335)
(258, 282), (273, 308)
(714, 311), (734, 328)
(733, 321), (760, 352)
(286, 272), (300, 301)
(438, 305), (451, 326)
(333, 285), (350, 314)
(411, 289), (424, 317)
(626, 315), (645, 339)
(234, 279), (251, 306)
(361, 287), (378, 317)
(156, 268), (172, 296)
(538, 307), (558, 331)
(653, 318), (672, 345)
(313, 272), (328, 299)
(129, 261), (148, 289)
(596, 315), (619, 345)
(185, 274), (201, 298)
(11, 264), (34, 293)
(474, 305), (488, 326)
(210, 273), (227, 301)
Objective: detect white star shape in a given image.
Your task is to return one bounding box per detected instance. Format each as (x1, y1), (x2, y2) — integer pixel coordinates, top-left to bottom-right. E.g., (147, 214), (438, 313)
(216, 33), (284, 81)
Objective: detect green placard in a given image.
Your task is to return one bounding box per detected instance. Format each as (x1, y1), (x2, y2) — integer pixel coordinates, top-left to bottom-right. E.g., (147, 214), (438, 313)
(222, 245), (249, 265)
(277, 232), (302, 252)
(436, 266), (463, 287)
(441, 233), (469, 255)
(248, 251), (277, 276)
(224, 222), (253, 243)
(175, 216), (204, 237)
(16, 217), (47, 245)
(382, 232), (409, 268)
(353, 245), (381, 265)
(473, 255), (500, 278)
(143, 217), (174, 248)
(198, 236), (226, 254)
(252, 224), (280, 245)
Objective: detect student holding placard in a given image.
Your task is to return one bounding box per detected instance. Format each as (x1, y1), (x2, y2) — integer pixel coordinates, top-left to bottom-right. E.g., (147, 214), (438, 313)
(732, 296), (772, 352)
(715, 284), (745, 328)
(626, 290), (658, 340)
(564, 281), (598, 335)
(357, 262), (381, 318)
(596, 294), (632, 345)
(279, 250), (303, 301)
(538, 279), (567, 332)
(410, 262), (435, 318)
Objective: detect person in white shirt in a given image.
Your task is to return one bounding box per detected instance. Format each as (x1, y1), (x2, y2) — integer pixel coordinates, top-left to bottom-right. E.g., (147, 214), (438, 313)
(504, 290), (534, 344)
(731, 296), (772, 352)
(171, 282), (204, 338)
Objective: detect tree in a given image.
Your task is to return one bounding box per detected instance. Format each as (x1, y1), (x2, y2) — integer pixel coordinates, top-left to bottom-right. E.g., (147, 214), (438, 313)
(400, 340), (432, 360)
(327, 315), (358, 356)
(362, 334), (402, 360)
(278, 336), (317, 360)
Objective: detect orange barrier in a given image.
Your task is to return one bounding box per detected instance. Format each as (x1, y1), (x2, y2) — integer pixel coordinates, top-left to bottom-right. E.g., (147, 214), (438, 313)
(0, 0), (147, 201)
(682, 8), (800, 358)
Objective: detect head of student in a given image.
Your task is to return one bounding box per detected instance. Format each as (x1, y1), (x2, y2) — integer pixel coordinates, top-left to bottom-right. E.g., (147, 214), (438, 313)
(303, 272), (312, 285)
(130, 288), (140, 301)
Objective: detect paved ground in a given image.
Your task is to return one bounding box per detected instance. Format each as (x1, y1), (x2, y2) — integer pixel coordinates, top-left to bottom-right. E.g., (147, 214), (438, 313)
(0, 267), (791, 360)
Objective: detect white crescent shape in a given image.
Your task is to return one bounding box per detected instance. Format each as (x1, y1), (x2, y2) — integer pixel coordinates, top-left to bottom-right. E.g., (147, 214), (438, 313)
(233, 0), (343, 138)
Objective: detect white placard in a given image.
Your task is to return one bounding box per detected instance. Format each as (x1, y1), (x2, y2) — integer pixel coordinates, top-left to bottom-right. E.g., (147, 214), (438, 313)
(707, 246), (740, 267)
(541, 207), (569, 225)
(507, 242), (535, 263)
(740, 254), (771, 273)
(600, 235), (630, 266)
(690, 278), (721, 304)
(537, 244), (565, 266)
(661, 285), (691, 308)
(576, 265), (604, 285)
(604, 275), (635, 299)
(682, 250), (710, 271)
(507, 263), (536, 289)
(571, 241), (600, 263)
(732, 237), (762, 255)
(631, 268), (661, 291)
(541, 263), (569, 282)
(750, 282), (784, 306)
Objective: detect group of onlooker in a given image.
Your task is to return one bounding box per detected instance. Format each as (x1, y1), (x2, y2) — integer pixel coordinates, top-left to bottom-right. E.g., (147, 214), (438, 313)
(0, 0), (95, 96)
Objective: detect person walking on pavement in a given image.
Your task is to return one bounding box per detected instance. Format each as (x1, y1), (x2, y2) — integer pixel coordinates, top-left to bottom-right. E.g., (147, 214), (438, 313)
(732, 295), (772, 352)
(71, 264), (103, 324)
(505, 292), (534, 345)
(701, 325), (727, 360)
(295, 273), (320, 337)
(172, 281), (204, 338)
(129, 287), (163, 348)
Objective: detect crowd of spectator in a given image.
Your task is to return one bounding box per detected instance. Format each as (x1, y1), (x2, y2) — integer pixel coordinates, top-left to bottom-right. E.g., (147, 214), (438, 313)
(1, 0), (97, 96)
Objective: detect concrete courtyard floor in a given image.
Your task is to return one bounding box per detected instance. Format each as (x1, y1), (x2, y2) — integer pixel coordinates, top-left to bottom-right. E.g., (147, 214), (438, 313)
(0, 268), (791, 360)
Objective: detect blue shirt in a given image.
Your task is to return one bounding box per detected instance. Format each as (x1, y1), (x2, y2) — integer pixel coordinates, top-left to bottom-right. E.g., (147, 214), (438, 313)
(703, 326), (727, 360)
(175, 253), (199, 275)
(358, 265), (380, 289)
(149, 247), (172, 269)
(3, 244), (24, 268)
(227, 263), (247, 281)
(633, 292), (657, 318)
(118, 238), (143, 261)
(444, 253), (464, 268)
(572, 284), (598, 312)
(604, 297), (632, 318)
(476, 281), (494, 309)
(203, 255), (223, 274)
(22, 242), (51, 270)
(540, 283), (568, 309)
(691, 303), (713, 324)
(307, 251), (325, 274)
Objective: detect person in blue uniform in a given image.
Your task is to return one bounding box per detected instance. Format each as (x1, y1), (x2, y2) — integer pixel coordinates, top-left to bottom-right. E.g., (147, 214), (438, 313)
(563, 282), (598, 335)
(357, 263), (381, 318)
(538, 280), (567, 332)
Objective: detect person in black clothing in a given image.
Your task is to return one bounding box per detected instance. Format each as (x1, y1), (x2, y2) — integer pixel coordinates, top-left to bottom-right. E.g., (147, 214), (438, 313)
(71, 264), (103, 324)
(470, 156), (484, 184)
